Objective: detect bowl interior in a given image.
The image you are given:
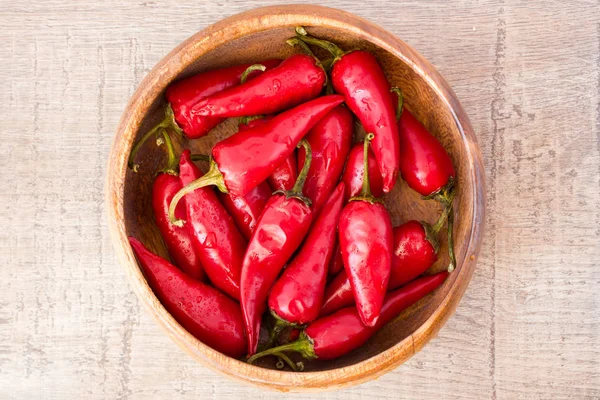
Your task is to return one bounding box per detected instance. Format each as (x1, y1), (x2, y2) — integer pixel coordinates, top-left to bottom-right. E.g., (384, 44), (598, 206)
(121, 24), (474, 374)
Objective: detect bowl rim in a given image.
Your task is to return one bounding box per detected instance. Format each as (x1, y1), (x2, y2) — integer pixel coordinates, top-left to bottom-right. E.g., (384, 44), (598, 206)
(105, 4), (486, 391)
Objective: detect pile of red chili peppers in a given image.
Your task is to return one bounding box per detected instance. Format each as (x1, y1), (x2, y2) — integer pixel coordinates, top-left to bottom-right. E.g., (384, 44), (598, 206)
(127, 27), (458, 369)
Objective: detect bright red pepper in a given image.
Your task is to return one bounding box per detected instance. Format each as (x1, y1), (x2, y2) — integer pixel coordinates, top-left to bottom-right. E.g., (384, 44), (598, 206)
(191, 54), (326, 118)
(321, 217), (449, 316)
(393, 88), (457, 271)
(241, 140), (315, 356)
(327, 140), (384, 276)
(267, 182), (346, 335)
(298, 105), (353, 212)
(239, 116), (298, 192)
(129, 237), (246, 358)
(190, 154), (271, 241)
(247, 271), (448, 363)
(342, 141), (385, 201)
(338, 134), (393, 327)
(149, 132), (204, 280)
(127, 61), (281, 171)
(297, 27), (399, 193)
(168, 95), (344, 224)
(178, 150), (246, 300)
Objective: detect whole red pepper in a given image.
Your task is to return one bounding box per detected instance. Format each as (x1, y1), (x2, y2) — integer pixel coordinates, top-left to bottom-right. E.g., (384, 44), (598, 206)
(267, 182), (346, 340)
(338, 134), (393, 327)
(393, 88), (457, 271)
(247, 272), (448, 363)
(190, 154), (271, 241)
(150, 132), (204, 280)
(129, 237), (246, 358)
(239, 116), (298, 191)
(179, 150), (247, 300)
(298, 105), (353, 212)
(297, 27), (399, 193)
(241, 140), (314, 356)
(127, 61), (280, 171)
(191, 54), (326, 118)
(320, 215), (450, 316)
(168, 95), (344, 224)
(327, 139), (384, 276)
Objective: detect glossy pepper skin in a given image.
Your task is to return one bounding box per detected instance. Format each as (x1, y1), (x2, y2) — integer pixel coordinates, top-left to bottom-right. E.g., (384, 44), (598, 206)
(239, 116), (298, 192)
(168, 95), (344, 226)
(129, 237), (246, 358)
(152, 172), (204, 280)
(166, 60), (281, 138)
(328, 244), (344, 276)
(296, 27), (399, 193)
(241, 140), (314, 356)
(191, 54), (326, 118)
(338, 134), (393, 327)
(179, 150), (246, 300)
(321, 221), (439, 316)
(218, 182), (271, 241)
(298, 105), (353, 212)
(268, 183), (346, 326)
(247, 272), (448, 363)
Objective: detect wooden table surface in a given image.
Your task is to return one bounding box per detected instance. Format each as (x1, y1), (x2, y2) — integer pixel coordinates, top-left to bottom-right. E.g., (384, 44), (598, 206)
(1, 1), (599, 398)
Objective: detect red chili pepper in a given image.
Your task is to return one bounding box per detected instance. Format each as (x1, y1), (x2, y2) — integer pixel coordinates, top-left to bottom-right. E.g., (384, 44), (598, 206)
(338, 134), (393, 327)
(239, 116), (298, 191)
(298, 105), (353, 212)
(129, 237), (246, 358)
(191, 54), (326, 118)
(320, 216), (451, 316)
(241, 140), (314, 356)
(168, 95), (344, 225)
(297, 27), (399, 193)
(191, 154), (271, 241)
(327, 140), (384, 276)
(127, 61), (280, 171)
(267, 182), (346, 342)
(393, 88), (457, 271)
(178, 150), (247, 300)
(247, 271), (448, 363)
(151, 133), (204, 280)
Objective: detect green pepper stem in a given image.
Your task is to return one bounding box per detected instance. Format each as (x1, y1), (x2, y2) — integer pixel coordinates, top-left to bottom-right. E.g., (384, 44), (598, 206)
(160, 129), (178, 174)
(295, 26), (345, 61)
(447, 204), (456, 272)
(190, 154), (210, 162)
(278, 139), (312, 206)
(390, 87), (404, 121)
(238, 114), (265, 127)
(168, 159), (227, 226)
(240, 64), (266, 84)
(273, 352), (298, 371)
(247, 331), (317, 365)
(128, 104), (183, 171)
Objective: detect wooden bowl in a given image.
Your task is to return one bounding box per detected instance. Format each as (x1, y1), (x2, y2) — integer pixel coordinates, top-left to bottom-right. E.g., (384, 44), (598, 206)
(106, 4), (485, 392)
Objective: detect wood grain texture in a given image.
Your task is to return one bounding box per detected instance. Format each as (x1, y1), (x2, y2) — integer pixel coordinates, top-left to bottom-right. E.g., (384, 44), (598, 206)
(1, 0), (599, 398)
